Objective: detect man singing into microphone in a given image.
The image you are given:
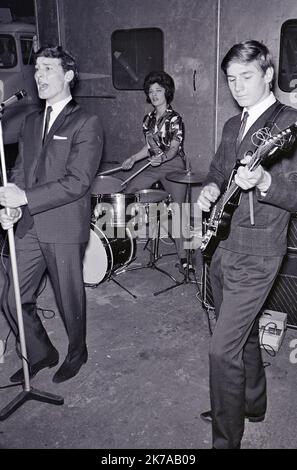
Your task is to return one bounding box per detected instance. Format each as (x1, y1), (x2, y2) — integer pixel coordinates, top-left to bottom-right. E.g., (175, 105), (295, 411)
(0, 46), (103, 384)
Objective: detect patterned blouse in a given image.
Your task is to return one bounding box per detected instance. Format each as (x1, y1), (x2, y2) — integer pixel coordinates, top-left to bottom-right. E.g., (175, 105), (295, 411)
(142, 105), (185, 162)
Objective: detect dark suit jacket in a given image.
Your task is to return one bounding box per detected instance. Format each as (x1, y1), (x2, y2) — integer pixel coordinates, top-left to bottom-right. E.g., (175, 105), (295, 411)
(204, 100), (297, 256)
(11, 99), (103, 243)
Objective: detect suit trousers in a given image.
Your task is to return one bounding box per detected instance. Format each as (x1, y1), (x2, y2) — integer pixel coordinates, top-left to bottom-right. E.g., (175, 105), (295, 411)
(209, 247), (283, 449)
(2, 225), (88, 364)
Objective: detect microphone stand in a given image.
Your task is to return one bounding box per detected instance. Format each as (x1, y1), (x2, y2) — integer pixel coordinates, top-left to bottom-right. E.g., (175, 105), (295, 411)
(0, 115), (64, 421)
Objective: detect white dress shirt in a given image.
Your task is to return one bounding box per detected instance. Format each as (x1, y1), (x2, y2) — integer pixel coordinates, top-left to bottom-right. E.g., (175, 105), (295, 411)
(241, 92), (276, 139)
(43, 95), (72, 135)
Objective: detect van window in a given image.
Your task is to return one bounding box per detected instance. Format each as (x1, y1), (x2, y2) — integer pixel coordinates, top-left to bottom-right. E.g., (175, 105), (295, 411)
(21, 36), (34, 65)
(0, 34), (17, 68)
(279, 20), (297, 92)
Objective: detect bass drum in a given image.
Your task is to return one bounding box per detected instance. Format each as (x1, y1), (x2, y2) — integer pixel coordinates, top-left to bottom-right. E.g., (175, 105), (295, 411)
(83, 224), (136, 286)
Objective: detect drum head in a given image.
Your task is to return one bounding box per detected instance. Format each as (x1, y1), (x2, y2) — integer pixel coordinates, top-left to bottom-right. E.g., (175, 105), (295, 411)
(91, 175), (123, 194)
(136, 189), (169, 204)
(83, 225), (108, 284)
(100, 193), (137, 203)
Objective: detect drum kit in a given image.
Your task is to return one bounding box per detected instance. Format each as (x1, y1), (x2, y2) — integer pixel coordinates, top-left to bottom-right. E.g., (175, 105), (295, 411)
(83, 160), (204, 297)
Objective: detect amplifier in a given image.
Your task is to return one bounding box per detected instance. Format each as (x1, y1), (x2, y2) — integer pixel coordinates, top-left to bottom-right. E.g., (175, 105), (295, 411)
(264, 253), (297, 329)
(287, 213), (297, 252)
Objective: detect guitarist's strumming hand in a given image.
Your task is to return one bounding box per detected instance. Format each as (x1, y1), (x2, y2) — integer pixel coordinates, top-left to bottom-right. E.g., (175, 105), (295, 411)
(197, 182), (220, 212)
(234, 154), (271, 194)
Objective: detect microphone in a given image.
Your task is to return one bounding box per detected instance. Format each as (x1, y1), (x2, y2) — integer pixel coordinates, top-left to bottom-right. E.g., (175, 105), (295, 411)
(0, 90), (27, 111)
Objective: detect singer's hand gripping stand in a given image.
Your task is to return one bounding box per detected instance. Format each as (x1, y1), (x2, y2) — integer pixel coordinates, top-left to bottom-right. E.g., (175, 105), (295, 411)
(0, 91), (64, 420)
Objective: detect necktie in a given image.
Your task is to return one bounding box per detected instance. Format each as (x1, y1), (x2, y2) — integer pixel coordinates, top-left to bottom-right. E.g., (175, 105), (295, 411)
(42, 105), (53, 145)
(236, 111), (249, 152)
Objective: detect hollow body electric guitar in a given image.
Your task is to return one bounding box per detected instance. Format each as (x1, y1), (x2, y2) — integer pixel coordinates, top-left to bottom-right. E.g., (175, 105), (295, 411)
(200, 121), (297, 259)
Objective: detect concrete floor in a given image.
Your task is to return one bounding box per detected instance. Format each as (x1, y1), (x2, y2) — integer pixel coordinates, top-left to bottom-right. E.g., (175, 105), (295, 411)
(0, 236), (297, 450)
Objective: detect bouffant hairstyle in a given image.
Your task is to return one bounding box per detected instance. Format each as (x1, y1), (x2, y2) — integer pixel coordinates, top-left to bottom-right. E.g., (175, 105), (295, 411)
(143, 71), (175, 104)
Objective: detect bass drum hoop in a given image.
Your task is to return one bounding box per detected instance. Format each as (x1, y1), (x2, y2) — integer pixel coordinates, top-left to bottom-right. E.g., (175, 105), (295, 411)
(83, 224), (135, 286)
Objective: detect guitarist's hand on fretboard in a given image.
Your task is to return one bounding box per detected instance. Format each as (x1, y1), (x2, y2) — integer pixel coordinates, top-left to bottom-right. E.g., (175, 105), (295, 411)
(234, 154), (271, 193)
(197, 182), (220, 212)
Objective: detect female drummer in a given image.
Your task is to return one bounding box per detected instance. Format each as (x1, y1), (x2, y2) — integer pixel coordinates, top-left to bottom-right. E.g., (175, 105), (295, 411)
(121, 71), (190, 271)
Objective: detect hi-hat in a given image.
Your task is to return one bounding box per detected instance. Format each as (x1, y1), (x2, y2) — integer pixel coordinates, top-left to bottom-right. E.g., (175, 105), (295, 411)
(166, 169), (205, 184)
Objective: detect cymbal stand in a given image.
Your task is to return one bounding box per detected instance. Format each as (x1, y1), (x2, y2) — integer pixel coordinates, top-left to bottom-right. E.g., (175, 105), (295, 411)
(109, 276), (137, 299)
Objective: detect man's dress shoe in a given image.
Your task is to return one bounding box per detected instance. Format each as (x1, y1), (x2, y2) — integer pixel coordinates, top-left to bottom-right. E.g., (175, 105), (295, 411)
(10, 349), (59, 383)
(200, 409), (265, 423)
(52, 350), (88, 383)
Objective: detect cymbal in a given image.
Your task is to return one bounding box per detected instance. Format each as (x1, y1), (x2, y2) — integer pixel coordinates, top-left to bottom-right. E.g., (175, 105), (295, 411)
(166, 170), (205, 184)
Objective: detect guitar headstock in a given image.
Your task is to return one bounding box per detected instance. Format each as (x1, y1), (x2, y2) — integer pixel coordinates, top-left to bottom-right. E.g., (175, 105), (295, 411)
(249, 119), (297, 169)
(262, 120), (297, 154)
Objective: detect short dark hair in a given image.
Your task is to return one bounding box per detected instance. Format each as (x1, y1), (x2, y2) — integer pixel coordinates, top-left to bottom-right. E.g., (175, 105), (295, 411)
(143, 71), (175, 104)
(221, 40), (274, 77)
(35, 45), (79, 88)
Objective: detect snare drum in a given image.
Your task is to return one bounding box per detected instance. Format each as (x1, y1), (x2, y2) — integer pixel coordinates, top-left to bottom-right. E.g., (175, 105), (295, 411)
(83, 224), (136, 286)
(136, 189), (169, 205)
(134, 189), (170, 236)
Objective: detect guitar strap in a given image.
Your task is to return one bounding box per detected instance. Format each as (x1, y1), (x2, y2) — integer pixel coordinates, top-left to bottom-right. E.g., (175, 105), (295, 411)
(254, 102), (287, 148)
(247, 101), (287, 225)
(263, 102), (287, 131)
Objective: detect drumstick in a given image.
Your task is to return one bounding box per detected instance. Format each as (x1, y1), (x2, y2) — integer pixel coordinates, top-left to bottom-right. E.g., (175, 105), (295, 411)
(98, 166), (123, 176)
(98, 155), (149, 176)
(121, 161), (151, 186)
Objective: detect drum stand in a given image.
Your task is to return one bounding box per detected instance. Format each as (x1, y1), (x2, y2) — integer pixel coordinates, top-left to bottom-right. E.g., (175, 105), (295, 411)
(109, 274), (137, 299)
(142, 212), (177, 262)
(153, 175), (201, 297)
(126, 210), (179, 289)
(85, 270), (137, 300)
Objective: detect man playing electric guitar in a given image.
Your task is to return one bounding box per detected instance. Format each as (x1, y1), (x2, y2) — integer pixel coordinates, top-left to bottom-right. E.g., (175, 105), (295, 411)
(200, 120), (297, 258)
(197, 40), (297, 449)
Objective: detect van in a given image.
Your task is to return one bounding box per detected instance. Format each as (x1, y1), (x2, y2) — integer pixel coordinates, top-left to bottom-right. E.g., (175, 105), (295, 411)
(0, 8), (40, 148)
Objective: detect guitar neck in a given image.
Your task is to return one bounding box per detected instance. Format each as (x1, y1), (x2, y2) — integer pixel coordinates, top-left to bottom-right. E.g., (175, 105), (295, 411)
(222, 180), (241, 205)
(247, 148), (262, 171)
